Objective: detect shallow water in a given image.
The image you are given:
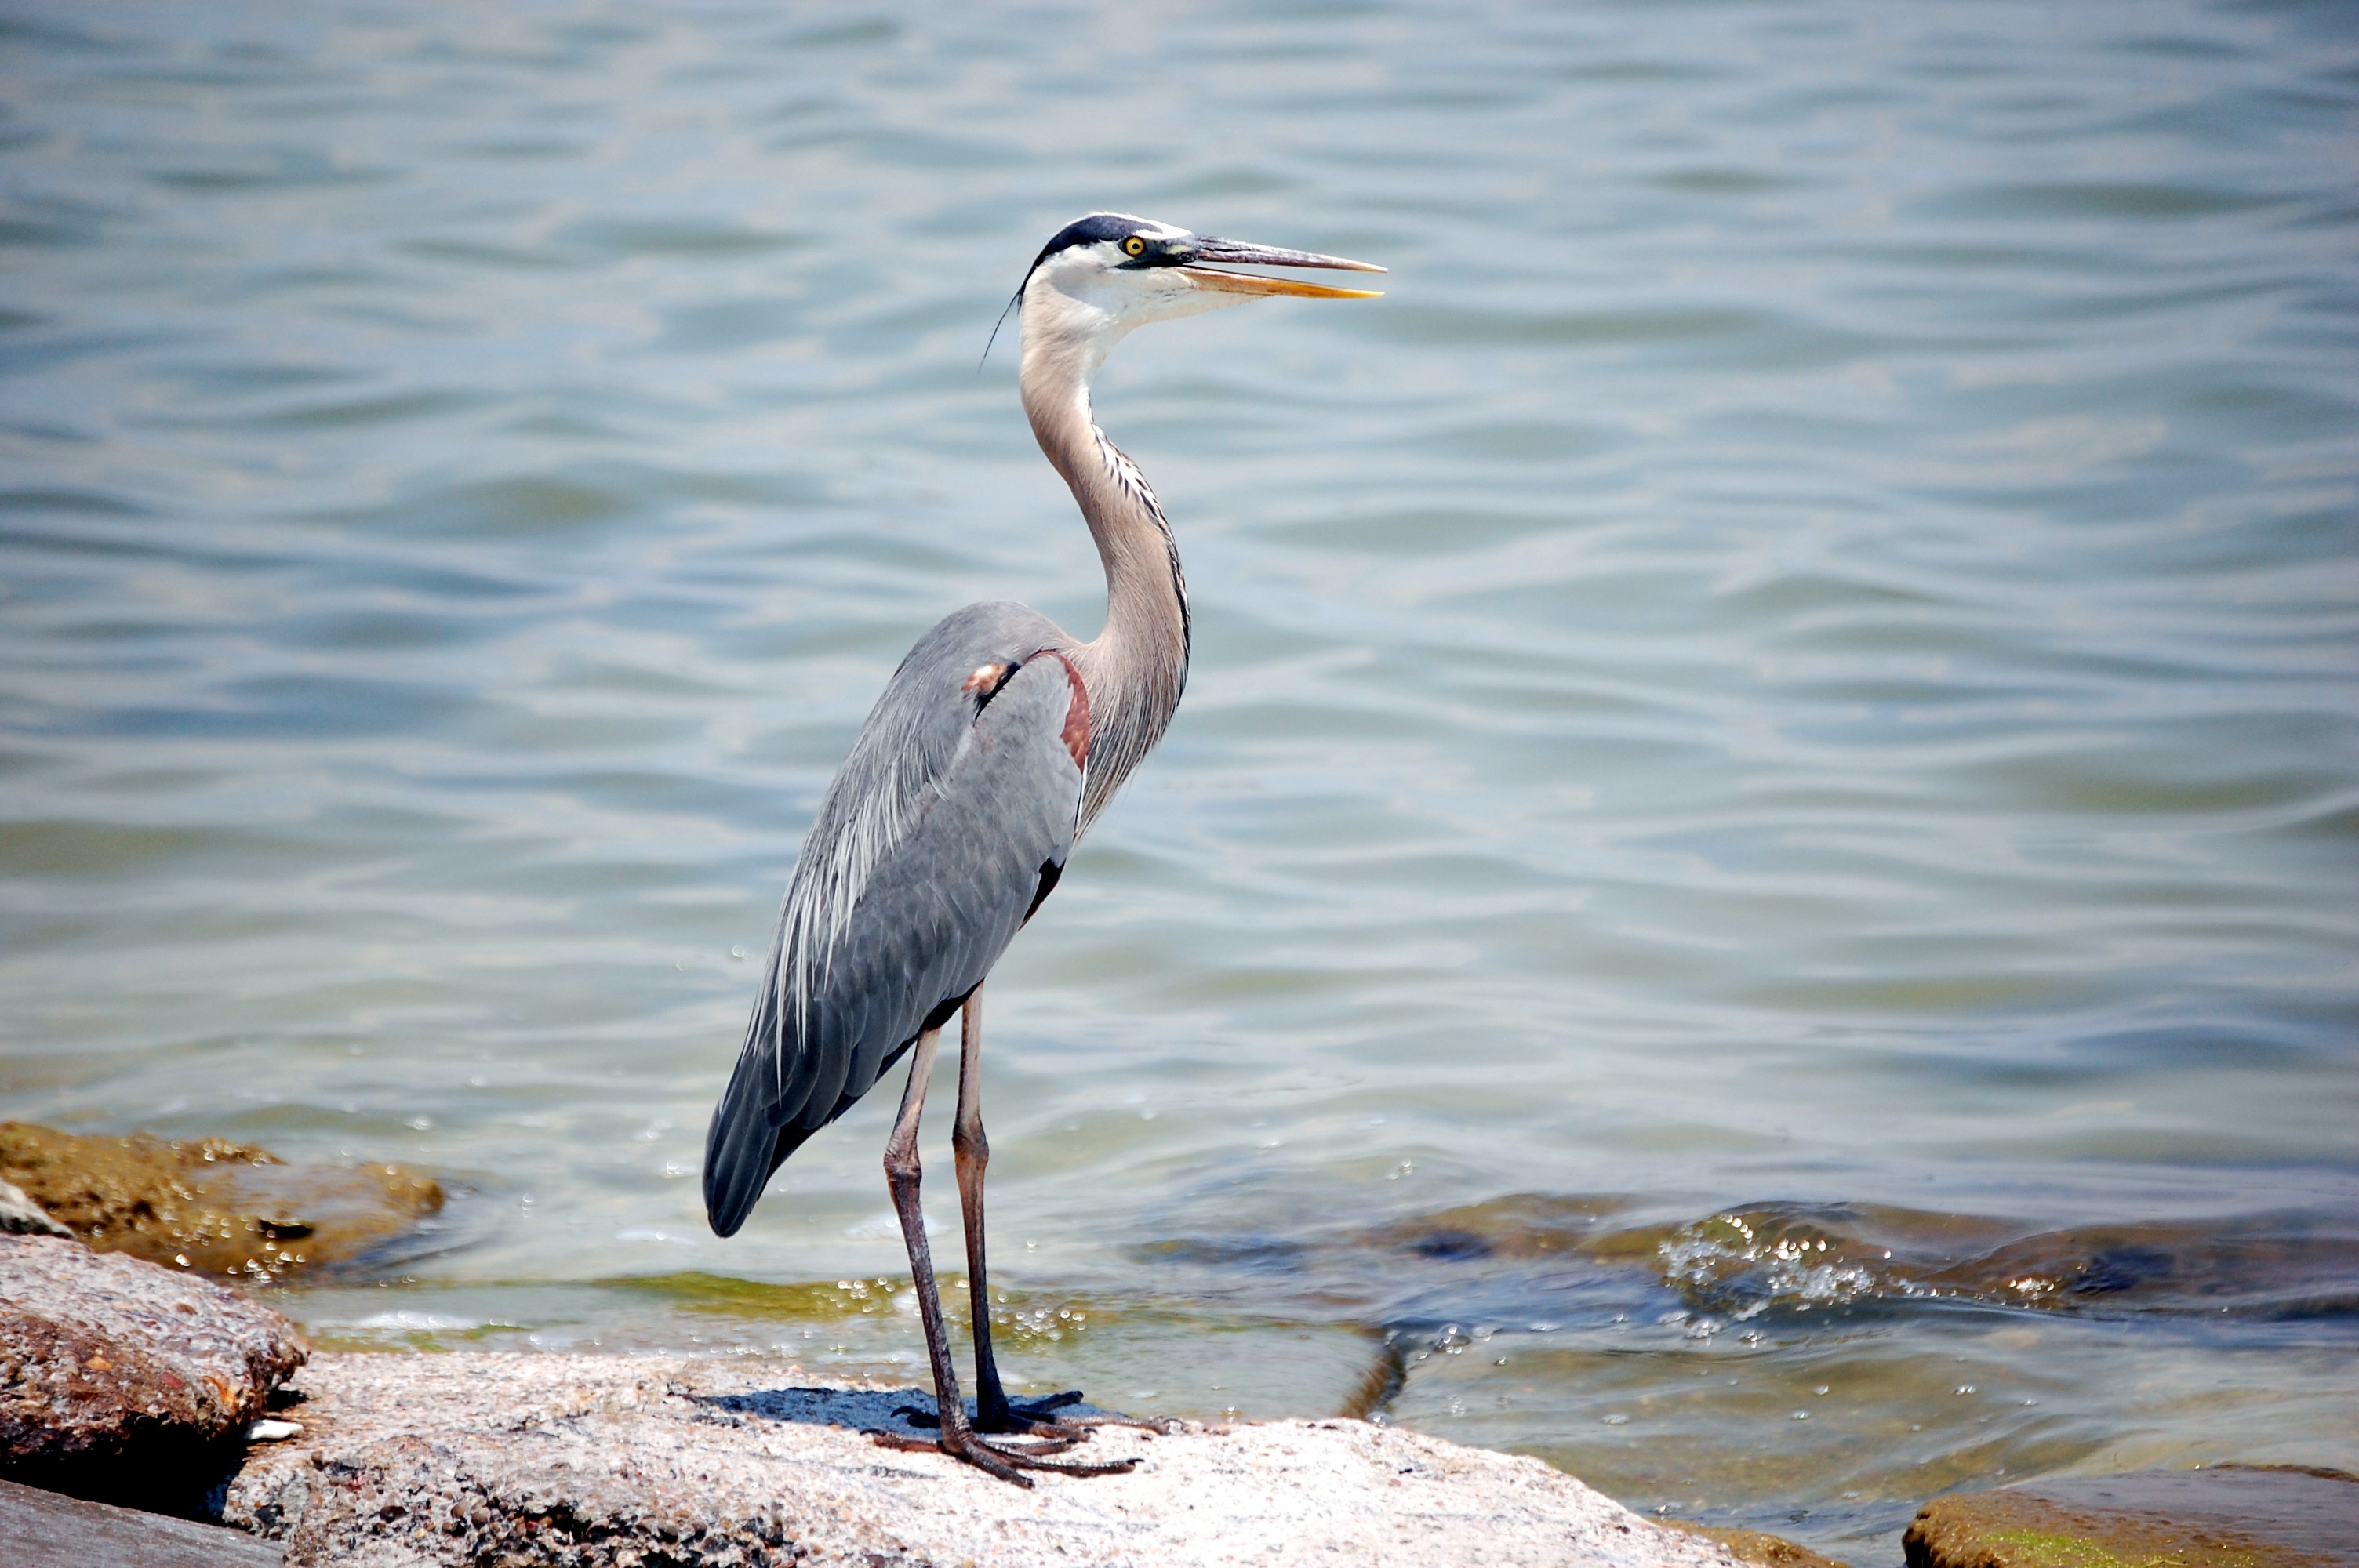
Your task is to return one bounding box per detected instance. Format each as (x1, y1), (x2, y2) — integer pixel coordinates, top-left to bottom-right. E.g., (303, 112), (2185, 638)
(3, 0), (2356, 1555)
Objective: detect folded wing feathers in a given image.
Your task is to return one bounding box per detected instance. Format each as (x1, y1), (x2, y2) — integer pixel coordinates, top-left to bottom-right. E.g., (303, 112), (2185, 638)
(772, 700), (951, 1088)
(727, 601), (1076, 1150)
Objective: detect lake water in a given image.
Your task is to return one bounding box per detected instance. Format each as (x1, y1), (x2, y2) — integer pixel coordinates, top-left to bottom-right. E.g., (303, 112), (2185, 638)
(3, 1), (2355, 1556)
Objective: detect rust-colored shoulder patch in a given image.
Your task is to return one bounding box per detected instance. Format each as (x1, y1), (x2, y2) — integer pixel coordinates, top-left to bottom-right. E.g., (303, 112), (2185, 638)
(1030, 649), (1090, 771)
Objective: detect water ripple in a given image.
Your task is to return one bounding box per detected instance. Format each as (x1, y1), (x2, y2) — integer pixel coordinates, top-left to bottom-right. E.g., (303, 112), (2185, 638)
(3, 0), (2356, 1554)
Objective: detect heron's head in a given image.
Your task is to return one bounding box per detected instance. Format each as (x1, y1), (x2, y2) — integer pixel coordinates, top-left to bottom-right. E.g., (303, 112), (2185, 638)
(1013, 212), (1381, 373)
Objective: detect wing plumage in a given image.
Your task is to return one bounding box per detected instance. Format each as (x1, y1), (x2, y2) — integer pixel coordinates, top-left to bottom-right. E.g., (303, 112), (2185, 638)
(703, 603), (1084, 1237)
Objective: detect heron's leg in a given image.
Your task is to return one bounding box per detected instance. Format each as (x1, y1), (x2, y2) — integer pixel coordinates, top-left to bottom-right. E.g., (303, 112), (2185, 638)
(878, 1029), (987, 1456)
(947, 989), (1169, 1441)
(871, 1023), (1135, 1483)
(952, 989), (1077, 1434)
(953, 988), (1016, 1427)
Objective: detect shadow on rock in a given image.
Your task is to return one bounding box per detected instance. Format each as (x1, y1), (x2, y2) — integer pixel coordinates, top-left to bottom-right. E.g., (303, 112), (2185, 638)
(694, 1383), (1125, 1443)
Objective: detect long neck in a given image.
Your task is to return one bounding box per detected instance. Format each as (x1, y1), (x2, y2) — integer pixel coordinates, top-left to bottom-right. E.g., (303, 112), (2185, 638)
(1020, 326), (1190, 829)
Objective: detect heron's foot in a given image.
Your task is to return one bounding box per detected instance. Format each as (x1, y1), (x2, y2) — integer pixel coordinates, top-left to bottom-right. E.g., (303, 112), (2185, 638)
(983, 1388), (1179, 1438)
(976, 1388), (1090, 1438)
(897, 1390), (1109, 1439)
(889, 1403), (1081, 1450)
(868, 1425), (1138, 1486)
(888, 1399), (1056, 1431)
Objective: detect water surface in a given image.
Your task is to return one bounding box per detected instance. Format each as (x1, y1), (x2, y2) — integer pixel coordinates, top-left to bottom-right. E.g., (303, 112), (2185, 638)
(4, 1), (2356, 1556)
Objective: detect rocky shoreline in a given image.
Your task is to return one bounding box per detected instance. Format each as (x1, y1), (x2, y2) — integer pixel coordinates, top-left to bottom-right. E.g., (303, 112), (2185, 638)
(4, 1130), (2354, 1565)
(0, 1205), (1790, 1568)
(227, 1352), (1765, 1567)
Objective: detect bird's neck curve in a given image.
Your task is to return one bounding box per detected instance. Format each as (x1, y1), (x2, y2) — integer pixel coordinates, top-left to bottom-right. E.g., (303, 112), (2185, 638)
(1020, 313), (1190, 830)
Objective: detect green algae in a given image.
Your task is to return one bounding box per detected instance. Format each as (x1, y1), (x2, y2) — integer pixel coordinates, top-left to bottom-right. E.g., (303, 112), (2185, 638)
(597, 1269), (1120, 1348)
(0, 1120), (442, 1283)
(1985, 1531), (2154, 1568)
(1904, 1479), (2338, 1568)
(1981, 1526), (2273, 1568)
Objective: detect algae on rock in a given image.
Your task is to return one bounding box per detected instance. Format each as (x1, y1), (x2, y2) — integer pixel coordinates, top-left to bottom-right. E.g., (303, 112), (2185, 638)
(1903, 1468), (2354, 1568)
(0, 1122), (442, 1281)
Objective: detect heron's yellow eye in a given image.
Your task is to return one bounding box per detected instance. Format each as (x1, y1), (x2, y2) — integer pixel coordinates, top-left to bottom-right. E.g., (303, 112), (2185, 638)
(1123, 235), (1146, 256)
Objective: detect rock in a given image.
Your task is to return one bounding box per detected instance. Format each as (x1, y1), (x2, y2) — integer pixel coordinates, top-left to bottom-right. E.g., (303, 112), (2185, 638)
(1675, 1523), (1851, 1566)
(1903, 1465), (2358, 1567)
(1, 1474), (282, 1567)
(227, 1352), (1756, 1567)
(1, 1233), (308, 1508)
(0, 1176), (72, 1236)
(0, 1122), (442, 1282)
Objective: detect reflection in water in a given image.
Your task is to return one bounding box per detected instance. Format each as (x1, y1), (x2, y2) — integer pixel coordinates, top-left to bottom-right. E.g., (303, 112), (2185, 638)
(3, 0), (2357, 1558)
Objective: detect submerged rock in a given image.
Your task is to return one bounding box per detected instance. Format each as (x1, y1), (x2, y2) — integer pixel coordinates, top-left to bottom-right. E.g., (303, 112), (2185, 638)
(227, 1351), (1759, 1567)
(0, 1122), (442, 1281)
(1903, 1465), (2358, 1567)
(1678, 1525), (1852, 1567)
(0, 1233), (308, 1507)
(1343, 1192), (2359, 1324)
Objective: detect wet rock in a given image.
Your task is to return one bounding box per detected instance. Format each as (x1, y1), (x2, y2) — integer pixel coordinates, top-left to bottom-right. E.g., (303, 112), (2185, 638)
(1903, 1465), (2358, 1567)
(1674, 1524), (1851, 1566)
(2, 1474), (282, 1567)
(227, 1352), (1757, 1567)
(0, 1176), (71, 1236)
(0, 1122), (442, 1282)
(1, 1233), (308, 1507)
(1216, 1194), (2359, 1334)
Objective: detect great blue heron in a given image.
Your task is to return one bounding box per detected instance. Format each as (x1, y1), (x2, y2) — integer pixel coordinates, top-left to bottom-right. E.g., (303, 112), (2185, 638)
(703, 212), (1382, 1483)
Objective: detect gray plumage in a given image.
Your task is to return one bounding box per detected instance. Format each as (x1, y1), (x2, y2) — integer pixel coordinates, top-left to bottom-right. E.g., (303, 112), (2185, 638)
(695, 215), (1379, 1450)
(704, 603), (1084, 1237)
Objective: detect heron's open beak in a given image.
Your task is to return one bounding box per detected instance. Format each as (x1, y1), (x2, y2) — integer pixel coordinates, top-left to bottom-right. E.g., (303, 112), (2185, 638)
(1179, 237), (1385, 299)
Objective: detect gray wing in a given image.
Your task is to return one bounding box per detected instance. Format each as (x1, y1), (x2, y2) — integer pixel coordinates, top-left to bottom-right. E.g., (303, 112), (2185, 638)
(703, 602), (1085, 1236)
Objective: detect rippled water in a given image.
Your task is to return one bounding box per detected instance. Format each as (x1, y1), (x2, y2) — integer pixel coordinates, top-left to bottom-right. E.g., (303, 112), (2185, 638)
(4, 1), (2356, 1555)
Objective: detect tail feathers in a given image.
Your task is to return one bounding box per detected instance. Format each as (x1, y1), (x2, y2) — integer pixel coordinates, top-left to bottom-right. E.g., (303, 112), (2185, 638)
(704, 1064), (818, 1237)
(702, 1033), (923, 1238)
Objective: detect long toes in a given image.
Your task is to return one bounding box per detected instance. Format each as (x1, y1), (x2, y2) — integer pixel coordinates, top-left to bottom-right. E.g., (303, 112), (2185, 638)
(959, 1443), (1034, 1486)
(994, 1447), (1140, 1477)
(1069, 1414), (1180, 1436)
(940, 1432), (1035, 1486)
(979, 1431), (1081, 1457)
(871, 1424), (1132, 1482)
